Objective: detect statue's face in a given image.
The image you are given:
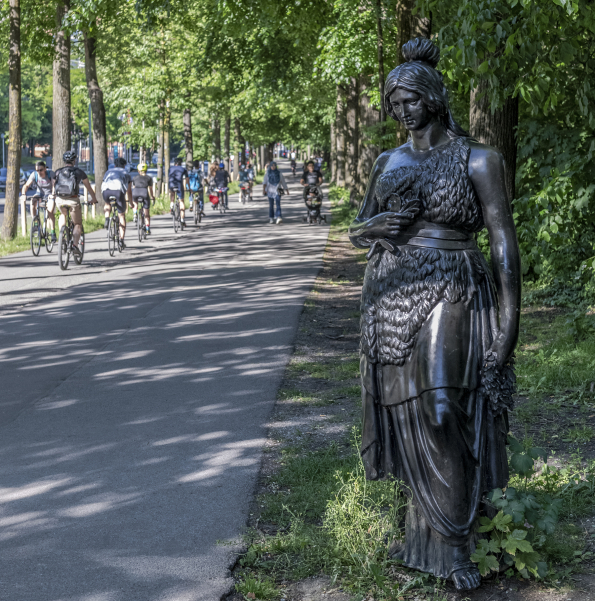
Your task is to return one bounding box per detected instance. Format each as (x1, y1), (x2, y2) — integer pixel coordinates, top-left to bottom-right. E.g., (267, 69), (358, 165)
(389, 88), (432, 131)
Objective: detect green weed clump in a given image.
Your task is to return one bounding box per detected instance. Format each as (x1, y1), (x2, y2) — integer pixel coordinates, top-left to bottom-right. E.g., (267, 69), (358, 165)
(471, 435), (595, 581)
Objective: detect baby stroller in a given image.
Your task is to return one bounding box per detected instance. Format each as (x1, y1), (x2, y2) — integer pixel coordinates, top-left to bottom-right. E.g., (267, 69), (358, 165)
(302, 185), (326, 225)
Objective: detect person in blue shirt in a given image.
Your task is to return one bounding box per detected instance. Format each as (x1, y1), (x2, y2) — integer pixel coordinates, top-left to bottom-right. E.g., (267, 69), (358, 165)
(169, 157), (189, 226)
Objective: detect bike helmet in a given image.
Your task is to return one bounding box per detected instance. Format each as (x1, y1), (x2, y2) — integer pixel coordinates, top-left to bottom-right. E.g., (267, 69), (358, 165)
(138, 163), (147, 172)
(63, 150), (77, 163)
(115, 157), (127, 168)
(219, 162), (225, 168)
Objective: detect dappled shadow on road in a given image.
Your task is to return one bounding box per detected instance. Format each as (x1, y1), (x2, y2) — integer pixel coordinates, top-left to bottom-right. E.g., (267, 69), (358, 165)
(0, 173), (329, 600)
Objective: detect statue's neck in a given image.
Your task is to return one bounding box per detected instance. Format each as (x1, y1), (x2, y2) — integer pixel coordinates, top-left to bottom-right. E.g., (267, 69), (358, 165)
(410, 120), (450, 152)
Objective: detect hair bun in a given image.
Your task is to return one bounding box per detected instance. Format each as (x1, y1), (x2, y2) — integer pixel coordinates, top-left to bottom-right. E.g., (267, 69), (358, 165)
(401, 38), (440, 69)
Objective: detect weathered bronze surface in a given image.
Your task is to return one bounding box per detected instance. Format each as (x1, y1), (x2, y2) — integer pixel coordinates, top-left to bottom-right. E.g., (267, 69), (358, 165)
(349, 38), (521, 591)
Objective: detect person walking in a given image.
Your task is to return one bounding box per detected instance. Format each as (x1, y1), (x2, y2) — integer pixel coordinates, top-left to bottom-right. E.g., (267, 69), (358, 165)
(262, 161), (289, 225)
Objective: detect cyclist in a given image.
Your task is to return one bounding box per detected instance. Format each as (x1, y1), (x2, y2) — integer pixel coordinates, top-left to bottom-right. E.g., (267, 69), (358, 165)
(238, 163), (251, 201)
(214, 161), (231, 208)
(21, 160), (57, 243)
(245, 161), (255, 198)
(53, 150), (97, 255)
(187, 160), (205, 216)
(300, 160), (323, 202)
(101, 157), (133, 249)
(290, 150), (297, 175)
(132, 163), (155, 235)
(168, 157), (189, 227)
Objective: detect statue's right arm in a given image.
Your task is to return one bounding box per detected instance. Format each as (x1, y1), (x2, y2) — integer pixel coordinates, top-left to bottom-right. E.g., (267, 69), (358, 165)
(348, 152), (392, 248)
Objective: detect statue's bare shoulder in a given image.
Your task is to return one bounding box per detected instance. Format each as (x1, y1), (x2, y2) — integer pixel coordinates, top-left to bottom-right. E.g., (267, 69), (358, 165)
(467, 140), (507, 183)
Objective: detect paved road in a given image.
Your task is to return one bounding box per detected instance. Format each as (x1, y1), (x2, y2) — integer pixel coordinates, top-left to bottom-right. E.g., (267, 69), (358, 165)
(0, 161), (329, 600)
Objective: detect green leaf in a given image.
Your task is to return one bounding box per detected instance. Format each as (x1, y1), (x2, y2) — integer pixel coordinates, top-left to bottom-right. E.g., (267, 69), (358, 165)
(478, 61), (489, 74)
(511, 453), (534, 476)
(507, 436), (524, 454)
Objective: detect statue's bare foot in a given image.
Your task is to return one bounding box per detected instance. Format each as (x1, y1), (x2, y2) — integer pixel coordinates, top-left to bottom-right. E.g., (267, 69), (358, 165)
(451, 565), (481, 591)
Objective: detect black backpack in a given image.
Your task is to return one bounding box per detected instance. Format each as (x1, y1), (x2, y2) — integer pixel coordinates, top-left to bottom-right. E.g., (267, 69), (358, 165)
(55, 167), (78, 196)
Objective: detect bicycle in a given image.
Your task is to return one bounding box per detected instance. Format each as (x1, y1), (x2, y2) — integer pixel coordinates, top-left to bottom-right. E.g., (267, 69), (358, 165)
(136, 197), (148, 242)
(58, 201), (89, 270)
(29, 196), (55, 255)
(216, 187), (228, 213)
(291, 162), (297, 177)
(190, 191), (204, 225)
(239, 181), (250, 204)
(106, 195), (124, 256)
(171, 198), (182, 232)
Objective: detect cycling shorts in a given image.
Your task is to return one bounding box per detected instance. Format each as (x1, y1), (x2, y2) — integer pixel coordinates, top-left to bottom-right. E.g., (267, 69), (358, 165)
(169, 186), (184, 201)
(102, 189), (127, 214)
(132, 188), (151, 210)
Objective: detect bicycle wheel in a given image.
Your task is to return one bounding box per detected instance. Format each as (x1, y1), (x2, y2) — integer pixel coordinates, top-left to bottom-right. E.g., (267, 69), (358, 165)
(108, 215), (117, 256)
(74, 224), (85, 264)
(30, 216), (41, 256)
(193, 198), (199, 225)
(138, 210), (144, 242)
(58, 226), (70, 270)
(173, 204), (180, 233)
(45, 220), (55, 253)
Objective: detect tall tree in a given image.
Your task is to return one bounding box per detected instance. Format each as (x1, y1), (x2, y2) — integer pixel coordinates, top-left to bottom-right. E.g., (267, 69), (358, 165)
(376, 0), (386, 147)
(1, 0), (22, 241)
(83, 29), (108, 208)
(470, 82), (518, 201)
(224, 117), (231, 172)
(183, 106), (193, 171)
(53, 0), (71, 170)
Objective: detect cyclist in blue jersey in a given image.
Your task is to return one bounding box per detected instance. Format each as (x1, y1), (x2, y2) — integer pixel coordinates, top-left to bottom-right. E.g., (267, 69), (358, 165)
(168, 158), (189, 227)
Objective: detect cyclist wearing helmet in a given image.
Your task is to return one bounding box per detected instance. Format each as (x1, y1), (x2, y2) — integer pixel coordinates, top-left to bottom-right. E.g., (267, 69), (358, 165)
(53, 151), (97, 255)
(101, 157), (133, 248)
(132, 163), (155, 235)
(214, 161), (231, 209)
(168, 157), (189, 227)
(22, 161), (57, 243)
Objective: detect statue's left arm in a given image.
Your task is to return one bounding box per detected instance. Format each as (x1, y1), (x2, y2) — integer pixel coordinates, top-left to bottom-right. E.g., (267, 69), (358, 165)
(468, 143), (522, 366)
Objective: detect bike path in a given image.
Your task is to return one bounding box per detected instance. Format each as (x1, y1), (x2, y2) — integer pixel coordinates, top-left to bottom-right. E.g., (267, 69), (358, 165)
(0, 161), (329, 601)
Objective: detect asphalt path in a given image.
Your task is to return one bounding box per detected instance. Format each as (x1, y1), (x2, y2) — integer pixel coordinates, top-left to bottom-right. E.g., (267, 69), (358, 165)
(0, 160), (329, 600)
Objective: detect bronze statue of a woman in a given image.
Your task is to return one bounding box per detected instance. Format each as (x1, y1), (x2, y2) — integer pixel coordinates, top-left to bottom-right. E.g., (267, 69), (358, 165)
(349, 38), (521, 591)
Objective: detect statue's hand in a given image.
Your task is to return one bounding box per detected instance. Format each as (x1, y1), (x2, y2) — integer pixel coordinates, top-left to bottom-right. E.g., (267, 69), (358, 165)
(360, 212), (415, 239)
(488, 332), (515, 368)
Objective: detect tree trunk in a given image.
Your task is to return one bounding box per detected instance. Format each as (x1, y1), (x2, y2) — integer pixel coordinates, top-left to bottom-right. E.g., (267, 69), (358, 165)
(335, 86), (346, 187)
(395, 1), (431, 147)
(156, 109), (164, 196)
(376, 0), (386, 149)
(52, 0), (71, 171)
(83, 29), (108, 210)
(224, 117), (231, 173)
(1, 0), (21, 241)
(212, 118), (221, 162)
(470, 80), (518, 201)
(183, 106), (193, 171)
(268, 142), (275, 165)
(234, 118), (243, 177)
(345, 77), (360, 203)
(357, 76), (380, 198)
(259, 145), (265, 171)
(163, 100), (170, 188)
(330, 121), (337, 184)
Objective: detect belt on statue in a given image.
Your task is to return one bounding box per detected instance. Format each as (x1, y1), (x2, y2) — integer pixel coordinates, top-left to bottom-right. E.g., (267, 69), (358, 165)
(365, 221), (478, 259)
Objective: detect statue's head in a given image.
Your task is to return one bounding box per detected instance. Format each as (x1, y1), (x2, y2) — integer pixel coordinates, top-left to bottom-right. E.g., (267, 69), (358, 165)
(384, 38), (468, 138)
